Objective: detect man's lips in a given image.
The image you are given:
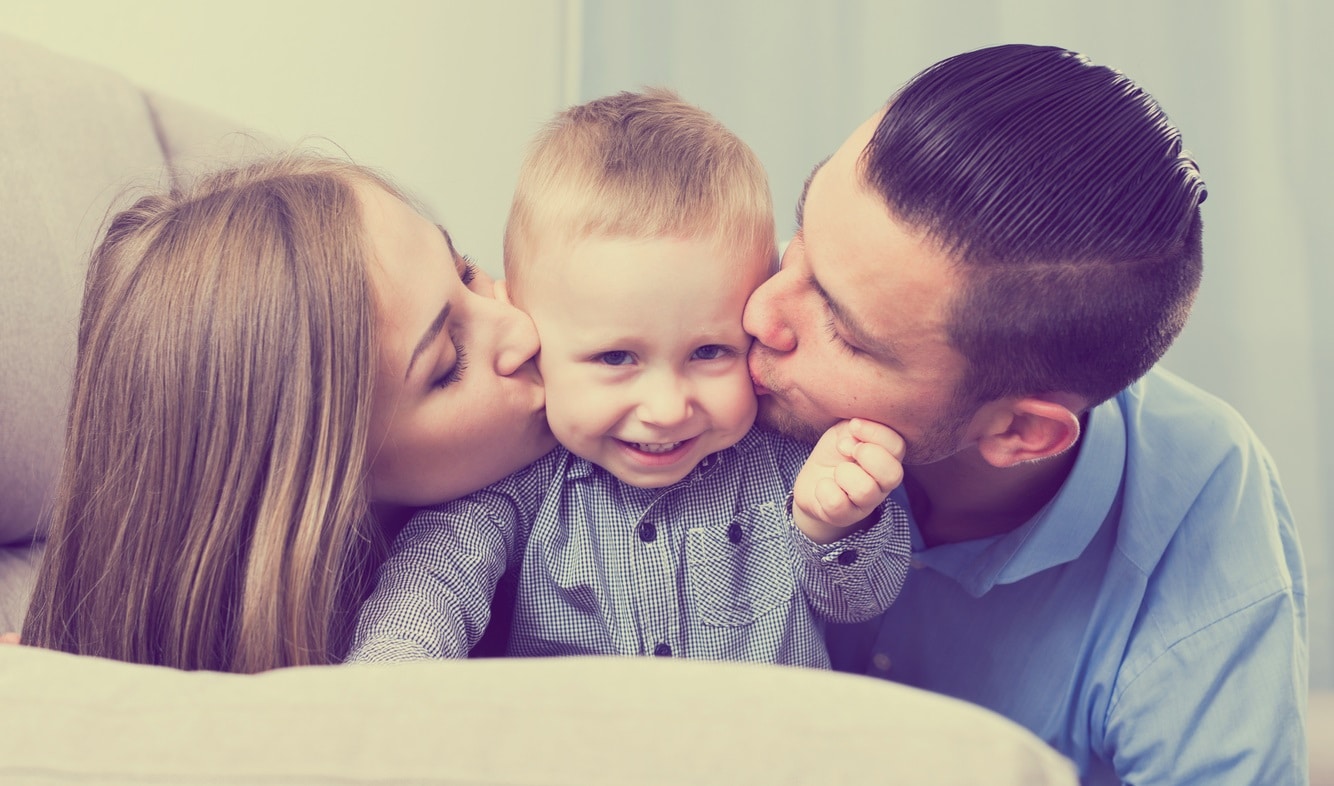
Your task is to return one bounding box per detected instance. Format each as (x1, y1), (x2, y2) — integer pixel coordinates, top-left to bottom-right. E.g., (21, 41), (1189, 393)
(748, 357), (773, 396)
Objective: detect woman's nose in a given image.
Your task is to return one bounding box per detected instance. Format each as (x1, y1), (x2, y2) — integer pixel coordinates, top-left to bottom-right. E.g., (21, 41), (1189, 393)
(742, 270), (797, 353)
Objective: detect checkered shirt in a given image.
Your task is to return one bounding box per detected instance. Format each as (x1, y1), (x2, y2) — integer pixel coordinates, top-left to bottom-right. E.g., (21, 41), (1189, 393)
(347, 426), (911, 667)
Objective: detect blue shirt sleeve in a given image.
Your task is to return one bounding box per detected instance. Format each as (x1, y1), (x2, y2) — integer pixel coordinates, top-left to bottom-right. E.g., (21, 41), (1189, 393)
(1100, 421), (1308, 784)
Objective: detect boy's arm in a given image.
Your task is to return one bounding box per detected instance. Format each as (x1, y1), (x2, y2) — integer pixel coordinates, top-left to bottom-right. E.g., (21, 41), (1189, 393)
(344, 491), (518, 663)
(785, 419), (913, 623)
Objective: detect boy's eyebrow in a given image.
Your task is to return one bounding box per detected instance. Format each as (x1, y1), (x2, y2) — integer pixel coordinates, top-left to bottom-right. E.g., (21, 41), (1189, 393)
(403, 225), (462, 382)
(794, 156), (830, 230)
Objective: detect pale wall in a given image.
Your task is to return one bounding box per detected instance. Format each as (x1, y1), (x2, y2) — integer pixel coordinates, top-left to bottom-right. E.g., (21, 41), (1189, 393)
(0, 0), (576, 272)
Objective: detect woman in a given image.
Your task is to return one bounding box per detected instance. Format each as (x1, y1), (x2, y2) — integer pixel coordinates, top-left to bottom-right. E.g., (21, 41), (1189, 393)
(20, 154), (555, 672)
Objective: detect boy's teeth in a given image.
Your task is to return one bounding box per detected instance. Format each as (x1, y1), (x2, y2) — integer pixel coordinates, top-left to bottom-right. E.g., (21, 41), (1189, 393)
(633, 441), (684, 454)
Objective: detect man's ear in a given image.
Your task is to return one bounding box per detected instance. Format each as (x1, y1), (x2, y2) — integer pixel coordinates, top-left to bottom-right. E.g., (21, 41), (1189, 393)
(972, 396), (1082, 469)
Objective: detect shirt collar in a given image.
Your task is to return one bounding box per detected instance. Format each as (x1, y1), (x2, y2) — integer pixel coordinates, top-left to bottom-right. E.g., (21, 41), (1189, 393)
(908, 394), (1127, 597)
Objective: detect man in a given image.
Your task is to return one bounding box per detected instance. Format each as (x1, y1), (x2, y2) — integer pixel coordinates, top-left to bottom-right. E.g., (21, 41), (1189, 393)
(743, 44), (1307, 785)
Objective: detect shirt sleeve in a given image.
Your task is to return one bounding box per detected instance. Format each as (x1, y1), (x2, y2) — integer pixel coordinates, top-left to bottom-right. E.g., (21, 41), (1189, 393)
(1099, 587), (1307, 785)
(344, 488), (522, 663)
(787, 496), (913, 624)
(1100, 442), (1307, 785)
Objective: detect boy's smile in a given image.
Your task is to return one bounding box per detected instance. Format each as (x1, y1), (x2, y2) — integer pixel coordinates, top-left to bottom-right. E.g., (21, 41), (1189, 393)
(517, 234), (771, 488)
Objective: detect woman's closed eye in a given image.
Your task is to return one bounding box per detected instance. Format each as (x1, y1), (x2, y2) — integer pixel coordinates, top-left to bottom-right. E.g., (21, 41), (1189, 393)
(433, 341), (469, 389)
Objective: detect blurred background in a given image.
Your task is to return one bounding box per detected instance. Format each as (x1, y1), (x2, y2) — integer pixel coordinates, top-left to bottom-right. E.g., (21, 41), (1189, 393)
(2, 0), (1328, 687)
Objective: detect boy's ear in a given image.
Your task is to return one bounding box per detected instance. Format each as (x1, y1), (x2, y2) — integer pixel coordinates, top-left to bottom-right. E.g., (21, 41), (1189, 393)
(972, 396), (1082, 469)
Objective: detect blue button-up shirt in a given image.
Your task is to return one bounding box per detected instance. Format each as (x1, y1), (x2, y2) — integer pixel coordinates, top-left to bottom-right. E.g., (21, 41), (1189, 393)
(828, 367), (1307, 785)
(350, 427), (911, 667)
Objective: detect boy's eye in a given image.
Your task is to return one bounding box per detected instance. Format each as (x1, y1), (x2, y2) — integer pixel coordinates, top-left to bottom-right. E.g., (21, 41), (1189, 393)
(692, 344), (732, 361)
(595, 350), (634, 366)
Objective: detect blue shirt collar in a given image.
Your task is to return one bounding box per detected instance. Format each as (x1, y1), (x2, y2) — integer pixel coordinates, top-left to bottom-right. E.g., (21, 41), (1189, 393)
(908, 395), (1127, 597)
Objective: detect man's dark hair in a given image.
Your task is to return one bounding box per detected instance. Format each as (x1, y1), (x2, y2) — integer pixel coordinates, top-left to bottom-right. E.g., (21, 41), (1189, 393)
(864, 44), (1207, 408)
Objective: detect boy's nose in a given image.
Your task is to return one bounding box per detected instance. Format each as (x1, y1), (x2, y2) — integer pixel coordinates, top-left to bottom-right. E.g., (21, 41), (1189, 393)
(489, 298), (542, 377)
(636, 382), (692, 428)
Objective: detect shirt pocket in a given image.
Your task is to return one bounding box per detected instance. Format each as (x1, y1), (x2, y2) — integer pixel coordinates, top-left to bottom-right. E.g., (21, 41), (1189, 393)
(686, 502), (796, 627)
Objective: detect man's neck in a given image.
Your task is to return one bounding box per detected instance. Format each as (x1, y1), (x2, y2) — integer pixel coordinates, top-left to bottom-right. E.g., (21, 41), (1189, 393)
(904, 441), (1080, 548)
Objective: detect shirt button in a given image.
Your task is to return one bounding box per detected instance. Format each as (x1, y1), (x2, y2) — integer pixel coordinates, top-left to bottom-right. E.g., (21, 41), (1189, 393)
(872, 653), (892, 672)
(638, 521), (657, 542)
(837, 548), (859, 565)
(727, 522), (743, 543)
(653, 643), (672, 657)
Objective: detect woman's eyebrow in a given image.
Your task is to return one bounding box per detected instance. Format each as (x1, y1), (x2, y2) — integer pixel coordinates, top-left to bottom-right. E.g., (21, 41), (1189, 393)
(436, 224), (469, 274)
(396, 223), (470, 382)
(405, 302), (452, 382)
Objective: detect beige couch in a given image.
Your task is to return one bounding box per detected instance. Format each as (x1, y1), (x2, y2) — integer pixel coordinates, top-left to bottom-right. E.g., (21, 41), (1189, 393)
(0, 33), (1082, 785)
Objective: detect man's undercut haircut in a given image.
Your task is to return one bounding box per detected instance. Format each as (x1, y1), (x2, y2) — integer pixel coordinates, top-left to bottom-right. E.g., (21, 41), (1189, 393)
(504, 87), (775, 296)
(864, 44), (1207, 408)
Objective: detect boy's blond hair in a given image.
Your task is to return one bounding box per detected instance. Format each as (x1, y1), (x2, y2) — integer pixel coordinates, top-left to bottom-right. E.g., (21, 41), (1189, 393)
(503, 88), (774, 294)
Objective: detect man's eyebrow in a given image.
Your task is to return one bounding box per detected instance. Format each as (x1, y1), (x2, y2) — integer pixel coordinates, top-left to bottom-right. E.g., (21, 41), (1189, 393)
(794, 156), (830, 230)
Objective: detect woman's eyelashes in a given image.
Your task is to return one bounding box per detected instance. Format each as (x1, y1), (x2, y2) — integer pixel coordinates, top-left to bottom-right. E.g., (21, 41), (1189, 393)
(433, 341), (469, 389)
(459, 254), (478, 286)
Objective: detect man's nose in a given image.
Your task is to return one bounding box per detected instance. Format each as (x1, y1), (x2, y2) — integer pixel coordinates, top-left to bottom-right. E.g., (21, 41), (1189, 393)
(742, 273), (797, 352)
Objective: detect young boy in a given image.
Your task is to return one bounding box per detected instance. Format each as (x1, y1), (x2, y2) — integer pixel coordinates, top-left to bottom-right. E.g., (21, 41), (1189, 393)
(348, 89), (910, 667)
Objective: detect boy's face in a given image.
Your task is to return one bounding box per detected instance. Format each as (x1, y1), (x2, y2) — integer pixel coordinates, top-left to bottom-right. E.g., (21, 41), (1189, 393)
(518, 234), (771, 488)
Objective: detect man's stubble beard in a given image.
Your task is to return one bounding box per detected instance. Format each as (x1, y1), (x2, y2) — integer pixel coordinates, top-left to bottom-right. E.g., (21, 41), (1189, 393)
(755, 393), (974, 467)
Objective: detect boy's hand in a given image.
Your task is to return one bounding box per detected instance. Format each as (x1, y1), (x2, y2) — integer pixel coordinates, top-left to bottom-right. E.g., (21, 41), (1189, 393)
(792, 418), (905, 544)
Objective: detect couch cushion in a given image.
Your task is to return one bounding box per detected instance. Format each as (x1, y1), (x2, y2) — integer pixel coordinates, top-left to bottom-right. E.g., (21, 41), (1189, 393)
(0, 542), (42, 633)
(0, 646), (1076, 784)
(0, 35), (252, 548)
(0, 34), (167, 546)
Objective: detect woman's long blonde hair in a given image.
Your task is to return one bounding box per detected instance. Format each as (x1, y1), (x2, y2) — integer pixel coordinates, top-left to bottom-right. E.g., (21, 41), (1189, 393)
(23, 154), (401, 671)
